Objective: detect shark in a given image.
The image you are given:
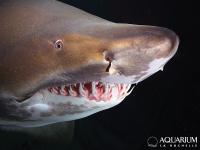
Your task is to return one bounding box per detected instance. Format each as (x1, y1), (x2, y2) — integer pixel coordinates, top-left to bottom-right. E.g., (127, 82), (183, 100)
(0, 0), (179, 127)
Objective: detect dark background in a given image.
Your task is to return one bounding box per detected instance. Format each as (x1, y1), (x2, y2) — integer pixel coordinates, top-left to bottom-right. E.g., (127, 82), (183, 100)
(1, 0), (199, 150)
(59, 0), (199, 150)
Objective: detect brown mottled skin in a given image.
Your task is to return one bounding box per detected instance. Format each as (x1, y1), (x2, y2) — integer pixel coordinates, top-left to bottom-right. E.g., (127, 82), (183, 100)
(0, 0), (179, 126)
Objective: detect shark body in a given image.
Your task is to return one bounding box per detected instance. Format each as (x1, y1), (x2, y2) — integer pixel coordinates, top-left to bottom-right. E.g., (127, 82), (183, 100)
(0, 0), (179, 127)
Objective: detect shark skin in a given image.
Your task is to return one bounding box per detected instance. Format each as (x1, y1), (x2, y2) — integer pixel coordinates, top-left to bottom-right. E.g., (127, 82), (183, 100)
(0, 0), (179, 127)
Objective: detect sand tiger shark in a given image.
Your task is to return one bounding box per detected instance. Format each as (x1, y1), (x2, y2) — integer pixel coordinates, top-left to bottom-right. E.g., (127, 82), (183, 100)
(0, 0), (179, 127)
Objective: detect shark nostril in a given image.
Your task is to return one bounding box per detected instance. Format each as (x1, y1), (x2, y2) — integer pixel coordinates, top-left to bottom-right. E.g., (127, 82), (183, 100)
(106, 60), (111, 72)
(105, 56), (112, 72)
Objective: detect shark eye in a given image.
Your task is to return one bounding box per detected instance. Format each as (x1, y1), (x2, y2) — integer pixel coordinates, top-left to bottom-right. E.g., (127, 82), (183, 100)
(54, 39), (63, 50)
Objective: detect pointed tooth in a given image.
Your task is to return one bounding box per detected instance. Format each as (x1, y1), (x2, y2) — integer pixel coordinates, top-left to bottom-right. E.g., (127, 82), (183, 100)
(111, 84), (118, 98)
(102, 83), (105, 93)
(124, 84), (131, 93)
(116, 84), (120, 92)
(79, 83), (85, 96)
(118, 85), (135, 100)
(119, 93), (128, 101)
(69, 85), (74, 96)
(64, 86), (67, 91)
(118, 84), (123, 92)
(92, 82), (96, 95)
(52, 87), (59, 94)
(127, 84), (131, 89)
(60, 86), (67, 95)
(124, 85), (128, 93)
(109, 84), (112, 93)
(126, 85), (135, 95)
(105, 83), (109, 94)
(69, 85), (73, 91)
(120, 84), (127, 94)
(110, 83), (114, 88)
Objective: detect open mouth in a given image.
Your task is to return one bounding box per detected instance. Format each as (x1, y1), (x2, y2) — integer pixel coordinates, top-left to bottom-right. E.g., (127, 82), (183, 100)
(46, 81), (135, 102)
(14, 81), (135, 127)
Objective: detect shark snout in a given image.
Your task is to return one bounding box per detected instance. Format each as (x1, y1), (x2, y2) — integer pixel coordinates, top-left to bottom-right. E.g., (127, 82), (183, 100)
(101, 25), (179, 84)
(139, 26), (179, 58)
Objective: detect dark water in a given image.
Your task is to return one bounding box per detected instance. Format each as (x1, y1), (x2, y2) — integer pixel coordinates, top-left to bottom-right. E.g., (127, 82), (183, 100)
(0, 0), (199, 150)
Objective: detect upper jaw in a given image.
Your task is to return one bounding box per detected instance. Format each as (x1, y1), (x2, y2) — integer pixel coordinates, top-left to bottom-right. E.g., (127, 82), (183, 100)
(14, 25), (179, 102)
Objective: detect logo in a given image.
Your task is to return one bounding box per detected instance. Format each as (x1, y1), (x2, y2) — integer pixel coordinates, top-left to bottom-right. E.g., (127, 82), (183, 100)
(147, 136), (158, 148)
(147, 136), (198, 148)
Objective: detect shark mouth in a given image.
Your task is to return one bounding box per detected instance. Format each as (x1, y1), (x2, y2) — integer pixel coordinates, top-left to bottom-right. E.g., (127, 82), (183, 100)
(47, 82), (135, 102)
(14, 81), (135, 127)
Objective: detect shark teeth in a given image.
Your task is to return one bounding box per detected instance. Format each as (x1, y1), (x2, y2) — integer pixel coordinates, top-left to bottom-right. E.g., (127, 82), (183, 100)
(47, 82), (133, 102)
(60, 86), (68, 96)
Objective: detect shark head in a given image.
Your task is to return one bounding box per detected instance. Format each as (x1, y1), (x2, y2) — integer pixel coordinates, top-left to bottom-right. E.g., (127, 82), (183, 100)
(0, 0), (179, 127)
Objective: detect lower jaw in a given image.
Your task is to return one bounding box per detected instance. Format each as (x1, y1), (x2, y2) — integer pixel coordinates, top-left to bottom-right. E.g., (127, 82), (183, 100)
(20, 87), (132, 125)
